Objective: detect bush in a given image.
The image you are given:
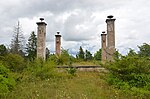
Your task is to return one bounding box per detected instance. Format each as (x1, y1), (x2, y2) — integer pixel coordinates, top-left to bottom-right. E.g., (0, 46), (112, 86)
(3, 53), (26, 72)
(66, 67), (77, 76)
(48, 49), (74, 66)
(23, 59), (59, 81)
(106, 55), (150, 95)
(35, 60), (57, 80)
(0, 63), (16, 96)
(57, 49), (71, 65)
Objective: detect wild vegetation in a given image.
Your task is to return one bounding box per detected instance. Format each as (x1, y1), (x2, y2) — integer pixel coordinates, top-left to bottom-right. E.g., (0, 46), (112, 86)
(106, 43), (150, 98)
(0, 43), (149, 98)
(0, 25), (150, 98)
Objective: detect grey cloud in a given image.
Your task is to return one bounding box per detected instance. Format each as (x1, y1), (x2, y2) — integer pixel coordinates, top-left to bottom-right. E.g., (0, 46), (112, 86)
(62, 10), (99, 41)
(2, 0), (127, 19)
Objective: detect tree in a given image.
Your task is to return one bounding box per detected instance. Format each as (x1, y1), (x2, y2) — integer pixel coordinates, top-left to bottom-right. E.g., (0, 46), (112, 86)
(77, 46), (85, 59)
(26, 31), (37, 60)
(94, 49), (101, 60)
(85, 50), (93, 60)
(138, 43), (150, 57)
(0, 44), (8, 56)
(10, 21), (25, 56)
(127, 48), (137, 57)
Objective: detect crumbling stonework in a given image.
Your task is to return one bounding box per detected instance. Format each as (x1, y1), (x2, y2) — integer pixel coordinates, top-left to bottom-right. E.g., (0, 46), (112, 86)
(55, 32), (61, 56)
(101, 31), (107, 62)
(101, 16), (116, 63)
(106, 15), (116, 62)
(36, 18), (47, 60)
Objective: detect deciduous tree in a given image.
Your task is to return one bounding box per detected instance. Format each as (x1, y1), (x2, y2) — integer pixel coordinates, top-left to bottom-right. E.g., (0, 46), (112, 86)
(138, 43), (150, 57)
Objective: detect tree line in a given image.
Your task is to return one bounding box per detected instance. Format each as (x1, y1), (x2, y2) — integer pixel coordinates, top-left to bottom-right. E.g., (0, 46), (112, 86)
(0, 21), (101, 61)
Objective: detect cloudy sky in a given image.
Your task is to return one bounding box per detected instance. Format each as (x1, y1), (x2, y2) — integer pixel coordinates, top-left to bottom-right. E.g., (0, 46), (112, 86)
(0, 0), (150, 55)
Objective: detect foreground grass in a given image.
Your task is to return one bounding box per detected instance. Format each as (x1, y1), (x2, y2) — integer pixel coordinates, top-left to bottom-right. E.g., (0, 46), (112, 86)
(2, 71), (145, 99)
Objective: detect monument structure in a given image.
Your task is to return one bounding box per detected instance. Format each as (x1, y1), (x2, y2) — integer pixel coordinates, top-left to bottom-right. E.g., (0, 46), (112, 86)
(101, 15), (116, 62)
(55, 32), (61, 56)
(106, 15), (116, 61)
(101, 31), (107, 62)
(36, 18), (47, 60)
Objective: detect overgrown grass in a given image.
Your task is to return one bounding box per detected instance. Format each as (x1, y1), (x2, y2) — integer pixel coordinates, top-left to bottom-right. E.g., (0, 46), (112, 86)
(1, 53), (149, 99)
(2, 71), (143, 99)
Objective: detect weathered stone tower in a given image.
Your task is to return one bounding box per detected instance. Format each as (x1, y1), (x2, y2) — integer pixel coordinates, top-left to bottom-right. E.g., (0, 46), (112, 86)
(36, 18), (47, 60)
(106, 15), (116, 61)
(55, 32), (61, 56)
(101, 31), (107, 62)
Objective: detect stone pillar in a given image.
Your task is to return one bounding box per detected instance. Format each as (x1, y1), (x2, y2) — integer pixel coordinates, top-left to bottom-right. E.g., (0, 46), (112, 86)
(36, 18), (47, 60)
(55, 32), (61, 56)
(101, 31), (107, 63)
(106, 15), (116, 61)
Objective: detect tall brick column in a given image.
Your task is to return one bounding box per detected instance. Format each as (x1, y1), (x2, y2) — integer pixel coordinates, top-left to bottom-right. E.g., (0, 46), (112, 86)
(36, 18), (47, 60)
(55, 32), (61, 56)
(106, 15), (116, 61)
(101, 31), (107, 63)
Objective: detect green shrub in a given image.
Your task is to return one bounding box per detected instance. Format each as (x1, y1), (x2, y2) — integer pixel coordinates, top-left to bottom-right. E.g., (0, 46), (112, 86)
(35, 60), (57, 80)
(48, 54), (66, 65)
(55, 49), (75, 65)
(106, 55), (150, 95)
(0, 63), (16, 96)
(3, 53), (26, 72)
(66, 58), (76, 76)
(66, 66), (77, 76)
(23, 59), (60, 81)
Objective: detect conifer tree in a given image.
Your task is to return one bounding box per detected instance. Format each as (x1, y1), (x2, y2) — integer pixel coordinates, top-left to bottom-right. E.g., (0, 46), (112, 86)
(85, 50), (93, 60)
(94, 49), (101, 60)
(26, 31), (37, 60)
(77, 46), (85, 59)
(10, 21), (25, 56)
